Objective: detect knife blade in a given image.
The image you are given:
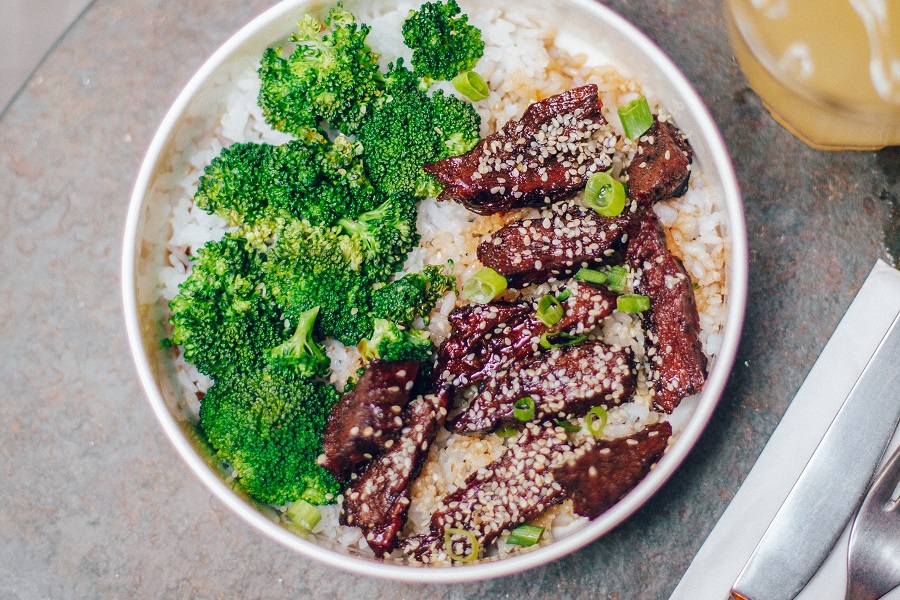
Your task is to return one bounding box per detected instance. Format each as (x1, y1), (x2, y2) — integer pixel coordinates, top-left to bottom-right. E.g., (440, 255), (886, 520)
(730, 309), (900, 600)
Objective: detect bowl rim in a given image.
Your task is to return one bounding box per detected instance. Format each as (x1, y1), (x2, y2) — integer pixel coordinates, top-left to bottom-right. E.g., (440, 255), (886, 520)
(122, 0), (748, 583)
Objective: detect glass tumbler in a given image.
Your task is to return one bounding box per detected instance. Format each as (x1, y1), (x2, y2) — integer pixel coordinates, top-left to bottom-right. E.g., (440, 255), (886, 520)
(724, 0), (900, 150)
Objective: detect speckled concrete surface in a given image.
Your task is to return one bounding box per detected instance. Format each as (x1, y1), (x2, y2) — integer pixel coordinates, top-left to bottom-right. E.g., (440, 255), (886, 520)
(1, 0), (897, 598)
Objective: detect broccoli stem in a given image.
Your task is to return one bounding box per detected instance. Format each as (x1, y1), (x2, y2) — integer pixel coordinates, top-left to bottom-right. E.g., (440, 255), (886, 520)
(267, 306), (330, 377)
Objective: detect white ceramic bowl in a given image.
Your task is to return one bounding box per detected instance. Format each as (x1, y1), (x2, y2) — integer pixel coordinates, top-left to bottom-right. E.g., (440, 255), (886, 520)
(122, 0), (747, 583)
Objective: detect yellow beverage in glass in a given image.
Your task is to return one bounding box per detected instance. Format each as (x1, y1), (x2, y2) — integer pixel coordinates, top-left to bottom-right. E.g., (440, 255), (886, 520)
(725, 0), (900, 150)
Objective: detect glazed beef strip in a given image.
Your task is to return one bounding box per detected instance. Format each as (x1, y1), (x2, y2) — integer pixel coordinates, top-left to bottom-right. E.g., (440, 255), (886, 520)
(451, 340), (635, 434)
(435, 301), (533, 390)
(552, 421), (672, 518)
(476, 202), (636, 286)
(550, 279), (619, 335)
(437, 280), (616, 391)
(625, 119), (693, 208)
(493, 341), (635, 428)
(339, 389), (449, 558)
(401, 423), (571, 564)
(627, 211), (706, 412)
(424, 85), (616, 215)
(320, 359), (419, 481)
(440, 281), (619, 433)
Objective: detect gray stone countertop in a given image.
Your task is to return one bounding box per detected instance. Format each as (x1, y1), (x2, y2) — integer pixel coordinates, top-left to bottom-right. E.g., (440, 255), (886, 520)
(1, 0), (897, 597)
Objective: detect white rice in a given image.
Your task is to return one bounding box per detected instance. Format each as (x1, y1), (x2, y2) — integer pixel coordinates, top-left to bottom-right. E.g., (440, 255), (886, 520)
(158, 0), (728, 563)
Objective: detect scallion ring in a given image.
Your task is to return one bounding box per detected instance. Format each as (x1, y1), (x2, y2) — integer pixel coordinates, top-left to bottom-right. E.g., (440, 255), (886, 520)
(507, 524), (545, 547)
(452, 70), (489, 101)
(616, 294), (651, 313)
(536, 294), (564, 326)
(585, 406), (608, 438)
(286, 499), (322, 531)
(463, 267), (507, 304)
(584, 172), (626, 217)
(556, 289), (571, 302)
(574, 268), (607, 285)
(618, 96), (654, 140)
(513, 397), (536, 422)
(605, 266), (628, 293)
(539, 331), (586, 350)
(444, 528), (479, 563)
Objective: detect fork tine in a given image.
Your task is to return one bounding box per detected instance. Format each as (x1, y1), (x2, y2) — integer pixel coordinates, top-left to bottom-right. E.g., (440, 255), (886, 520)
(866, 445), (900, 509)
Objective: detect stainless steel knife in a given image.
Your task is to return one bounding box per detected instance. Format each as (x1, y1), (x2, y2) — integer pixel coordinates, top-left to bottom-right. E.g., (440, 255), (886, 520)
(730, 310), (900, 600)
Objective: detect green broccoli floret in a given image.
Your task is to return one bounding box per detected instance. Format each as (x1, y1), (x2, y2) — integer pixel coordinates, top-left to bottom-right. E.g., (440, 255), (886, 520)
(273, 136), (382, 225)
(357, 63), (440, 198)
(267, 306), (330, 377)
(199, 366), (341, 505)
(358, 318), (433, 363)
(370, 265), (455, 325)
(289, 275), (375, 346)
(338, 196), (419, 281)
(169, 234), (287, 380)
(430, 90), (482, 159)
(258, 6), (383, 135)
(266, 211), (365, 279)
(194, 142), (276, 226)
(194, 133), (381, 228)
(262, 218), (374, 345)
(358, 61), (481, 199)
(401, 0), (484, 83)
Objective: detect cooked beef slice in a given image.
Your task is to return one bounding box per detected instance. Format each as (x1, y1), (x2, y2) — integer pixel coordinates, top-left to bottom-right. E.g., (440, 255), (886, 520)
(552, 421), (672, 518)
(339, 389), (449, 557)
(625, 119), (693, 208)
(495, 340), (636, 425)
(435, 301), (534, 389)
(450, 340), (635, 434)
(439, 281), (619, 433)
(320, 360), (419, 480)
(424, 85), (616, 215)
(626, 211), (706, 412)
(401, 423), (570, 563)
(437, 280), (616, 392)
(476, 202), (635, 286)
(550, 279), (618, 335)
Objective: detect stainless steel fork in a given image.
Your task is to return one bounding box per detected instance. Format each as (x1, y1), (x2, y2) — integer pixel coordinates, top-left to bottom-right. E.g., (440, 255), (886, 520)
(846, 443), (900, 600)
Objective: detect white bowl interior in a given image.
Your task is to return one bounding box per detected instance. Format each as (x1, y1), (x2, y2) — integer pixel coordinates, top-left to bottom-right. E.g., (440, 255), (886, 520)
(122, 0), (747, 583)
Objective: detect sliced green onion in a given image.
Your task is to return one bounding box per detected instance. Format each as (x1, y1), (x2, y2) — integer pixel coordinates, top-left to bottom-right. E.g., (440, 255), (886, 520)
(574, 268), (607, 285)
(555, 419), (581, 433)
(507, 524), (545, 547)
(605, 266), (628, 293)
(585, 406), (608, 438)
(452, 70), (489, 101)
(618, 96), (654, 140)
(513, 397), (536, 422)
(463, 267), (507, 304)
(584, 172), (627, 217)
(444, 528), (479, 563)
(556, 289), (571, 302)
(616, 294), (651, 313)
(286, 499), (321, 531)
(496, 426), (519, 439)
(539, 331), (586, 349)
(536, 294), (564, 326)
